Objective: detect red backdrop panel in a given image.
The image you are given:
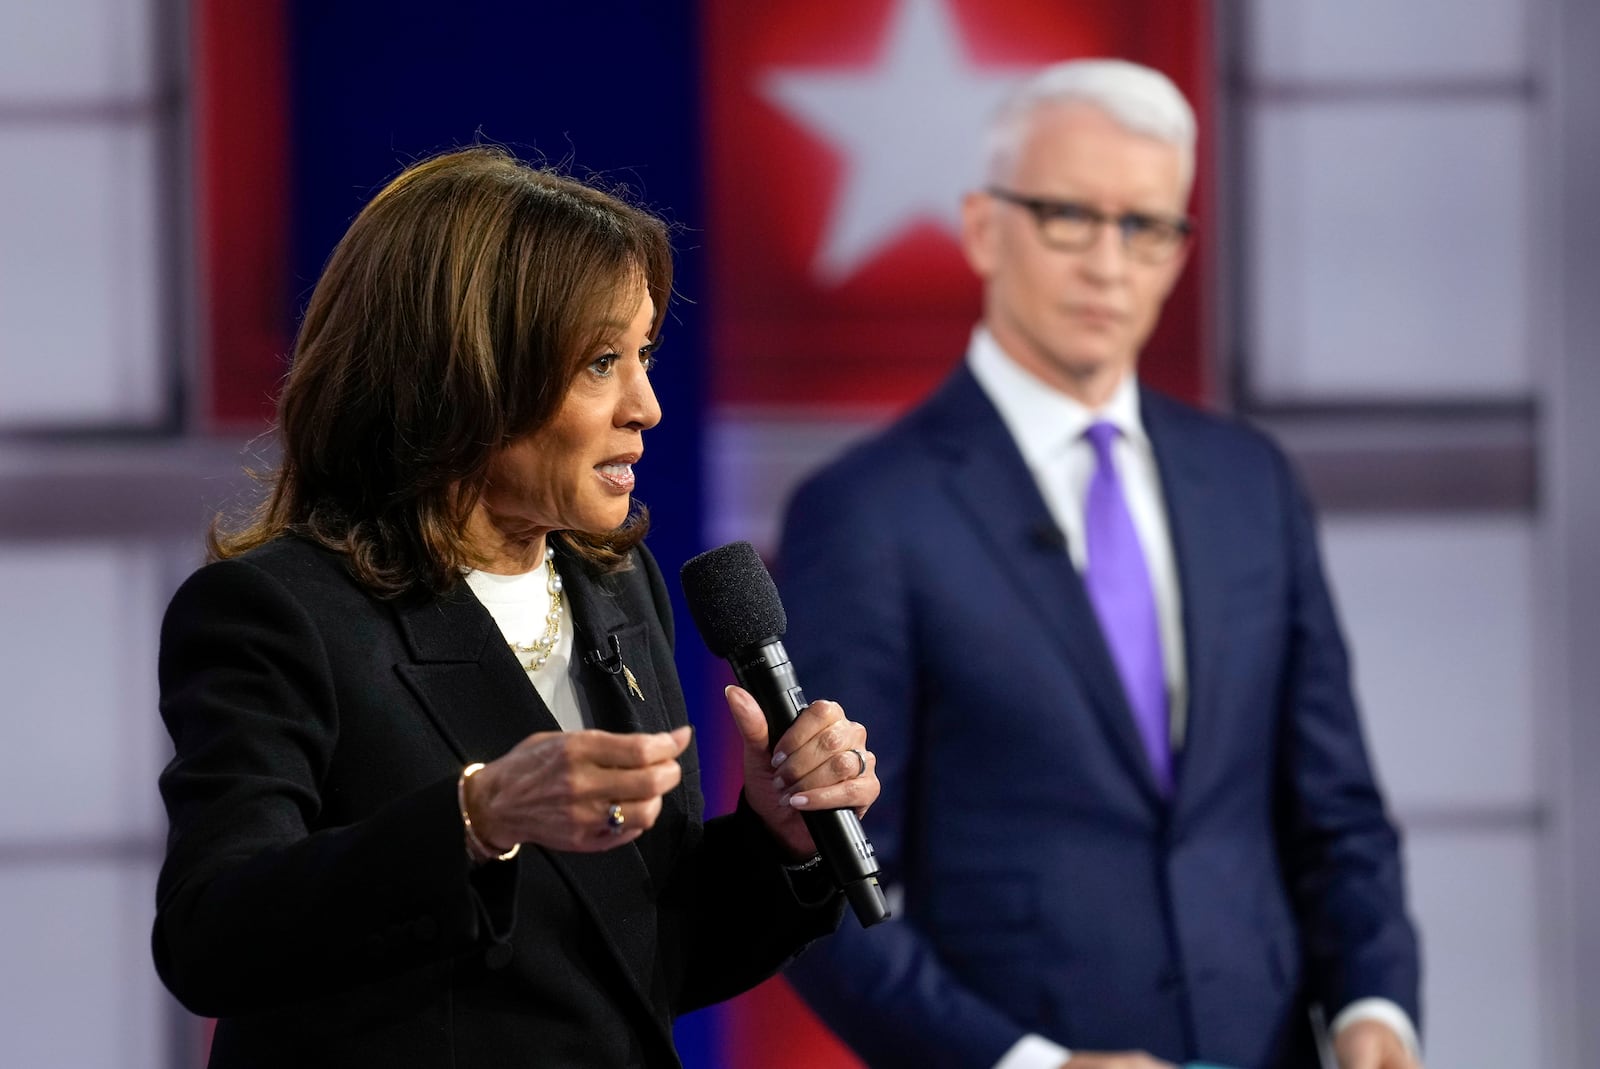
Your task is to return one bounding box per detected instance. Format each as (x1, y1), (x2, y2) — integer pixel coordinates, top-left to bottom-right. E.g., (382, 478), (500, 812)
(704, 2), (1213, 1065)
(195, 0), (291, 430)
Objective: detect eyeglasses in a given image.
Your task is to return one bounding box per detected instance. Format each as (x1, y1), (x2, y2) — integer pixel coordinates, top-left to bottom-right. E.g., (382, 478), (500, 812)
(985, 187), (1193, 264)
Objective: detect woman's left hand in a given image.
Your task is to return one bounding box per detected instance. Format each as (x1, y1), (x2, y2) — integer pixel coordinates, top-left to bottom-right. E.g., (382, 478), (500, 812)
(724, 684), (879, 861)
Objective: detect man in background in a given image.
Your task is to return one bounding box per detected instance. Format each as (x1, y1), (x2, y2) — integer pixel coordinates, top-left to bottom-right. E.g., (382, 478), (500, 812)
(779, 59), (1421, 1069)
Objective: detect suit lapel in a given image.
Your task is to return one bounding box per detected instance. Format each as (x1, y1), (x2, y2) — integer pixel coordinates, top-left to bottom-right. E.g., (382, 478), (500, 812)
(930, 369), (1169, 806)
(1142, 390), (1228, 814)
(391, 564), (672, 1038)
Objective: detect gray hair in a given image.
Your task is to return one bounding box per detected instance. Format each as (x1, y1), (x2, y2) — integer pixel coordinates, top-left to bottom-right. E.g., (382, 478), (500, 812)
(982, 59), (1197, 190)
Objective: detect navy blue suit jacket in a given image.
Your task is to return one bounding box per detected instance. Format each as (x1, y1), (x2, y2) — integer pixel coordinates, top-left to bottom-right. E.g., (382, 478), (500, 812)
(780, 367), (1419, 1069)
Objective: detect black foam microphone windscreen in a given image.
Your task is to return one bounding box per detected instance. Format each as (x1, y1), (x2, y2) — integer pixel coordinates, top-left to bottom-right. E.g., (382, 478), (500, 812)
(680, 542), (890, 926)
(679, 541), (786, 658)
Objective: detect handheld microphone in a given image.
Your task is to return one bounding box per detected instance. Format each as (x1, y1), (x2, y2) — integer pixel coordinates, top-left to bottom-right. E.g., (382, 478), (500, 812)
(680, 541), (890, 927)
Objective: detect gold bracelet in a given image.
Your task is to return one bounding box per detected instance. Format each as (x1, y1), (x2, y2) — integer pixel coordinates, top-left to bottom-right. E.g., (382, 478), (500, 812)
(459, 762), (520, 862)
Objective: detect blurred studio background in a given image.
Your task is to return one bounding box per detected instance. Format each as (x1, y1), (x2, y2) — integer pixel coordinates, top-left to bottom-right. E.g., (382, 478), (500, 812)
(2, 0), (1597, 1066)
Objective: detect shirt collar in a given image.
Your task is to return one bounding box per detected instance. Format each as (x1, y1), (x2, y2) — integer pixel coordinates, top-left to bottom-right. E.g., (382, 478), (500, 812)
(966, 325), (1147, 468)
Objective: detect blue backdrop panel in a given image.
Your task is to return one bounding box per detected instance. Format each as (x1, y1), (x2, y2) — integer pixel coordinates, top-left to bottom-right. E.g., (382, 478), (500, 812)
(286, 3), (719, 1062)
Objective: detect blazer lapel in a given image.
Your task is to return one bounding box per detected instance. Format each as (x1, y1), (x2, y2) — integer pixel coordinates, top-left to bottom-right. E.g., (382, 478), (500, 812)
(1142, 390), (1228, 814)
(930, 369), (1169, 805)
(557, 543), (674, 738)
(392, 568), (672, 1037)
(391, 581), (561, 762)
(550, 551), (679, 1027)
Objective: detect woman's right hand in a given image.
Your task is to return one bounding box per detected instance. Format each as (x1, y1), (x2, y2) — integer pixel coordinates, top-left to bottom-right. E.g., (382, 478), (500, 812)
(461, 725), (693, 853)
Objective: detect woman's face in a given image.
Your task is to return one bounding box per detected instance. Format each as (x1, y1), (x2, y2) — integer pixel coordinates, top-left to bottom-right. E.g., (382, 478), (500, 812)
(473, 286), (662, 571)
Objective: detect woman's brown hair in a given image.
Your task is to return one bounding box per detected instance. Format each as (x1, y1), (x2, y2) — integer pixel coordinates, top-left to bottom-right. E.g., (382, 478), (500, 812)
(212, 147), (673, 596)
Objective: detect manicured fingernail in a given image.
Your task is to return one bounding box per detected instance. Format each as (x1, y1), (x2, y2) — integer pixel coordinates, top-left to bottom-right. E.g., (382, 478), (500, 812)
(771, 774), (785, 790)
(787, 794), (808, 808)
(771, 750), (787, 767)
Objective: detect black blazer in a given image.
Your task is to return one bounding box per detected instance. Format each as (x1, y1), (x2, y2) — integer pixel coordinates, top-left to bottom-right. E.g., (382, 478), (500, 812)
(153, 535), (841, 1069)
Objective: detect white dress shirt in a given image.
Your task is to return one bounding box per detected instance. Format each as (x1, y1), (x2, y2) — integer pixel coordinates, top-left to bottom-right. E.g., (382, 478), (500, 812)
(965, 328), (1420, 1068)
(968, 327), (1189, 746)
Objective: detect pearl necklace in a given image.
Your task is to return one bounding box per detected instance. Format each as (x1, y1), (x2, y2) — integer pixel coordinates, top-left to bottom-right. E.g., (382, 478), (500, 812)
(508, 544), (564, 671)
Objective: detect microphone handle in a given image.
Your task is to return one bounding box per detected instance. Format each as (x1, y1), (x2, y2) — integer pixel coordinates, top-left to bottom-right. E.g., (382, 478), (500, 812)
(729, 638), (890, 927)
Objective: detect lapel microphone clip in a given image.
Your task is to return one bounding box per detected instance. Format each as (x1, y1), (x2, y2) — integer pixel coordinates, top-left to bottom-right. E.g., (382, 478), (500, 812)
(584, 634), (624, 674)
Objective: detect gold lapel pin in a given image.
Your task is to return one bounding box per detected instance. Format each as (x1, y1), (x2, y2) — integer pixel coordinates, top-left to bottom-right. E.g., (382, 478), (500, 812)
(588, 634), (645, 701)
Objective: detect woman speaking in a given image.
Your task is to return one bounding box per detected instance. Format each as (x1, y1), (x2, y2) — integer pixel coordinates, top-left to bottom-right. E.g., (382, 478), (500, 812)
(152, 147), (879, 1068)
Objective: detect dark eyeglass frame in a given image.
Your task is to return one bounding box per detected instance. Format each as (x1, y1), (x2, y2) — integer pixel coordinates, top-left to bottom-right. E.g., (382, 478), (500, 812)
(985, 186), (1194, 263)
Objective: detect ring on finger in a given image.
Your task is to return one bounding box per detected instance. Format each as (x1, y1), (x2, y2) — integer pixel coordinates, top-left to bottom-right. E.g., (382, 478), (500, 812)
(849, 748), (868, 778)
(606, 802), (625, 834)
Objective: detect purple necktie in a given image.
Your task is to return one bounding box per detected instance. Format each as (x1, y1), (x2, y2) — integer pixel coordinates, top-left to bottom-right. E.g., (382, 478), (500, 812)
(1082, 421), (1172, 795)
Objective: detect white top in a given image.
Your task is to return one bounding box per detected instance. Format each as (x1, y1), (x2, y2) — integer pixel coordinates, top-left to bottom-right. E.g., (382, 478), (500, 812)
(965, 327), (1421, 1068)
(464, 558), (587, 734)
